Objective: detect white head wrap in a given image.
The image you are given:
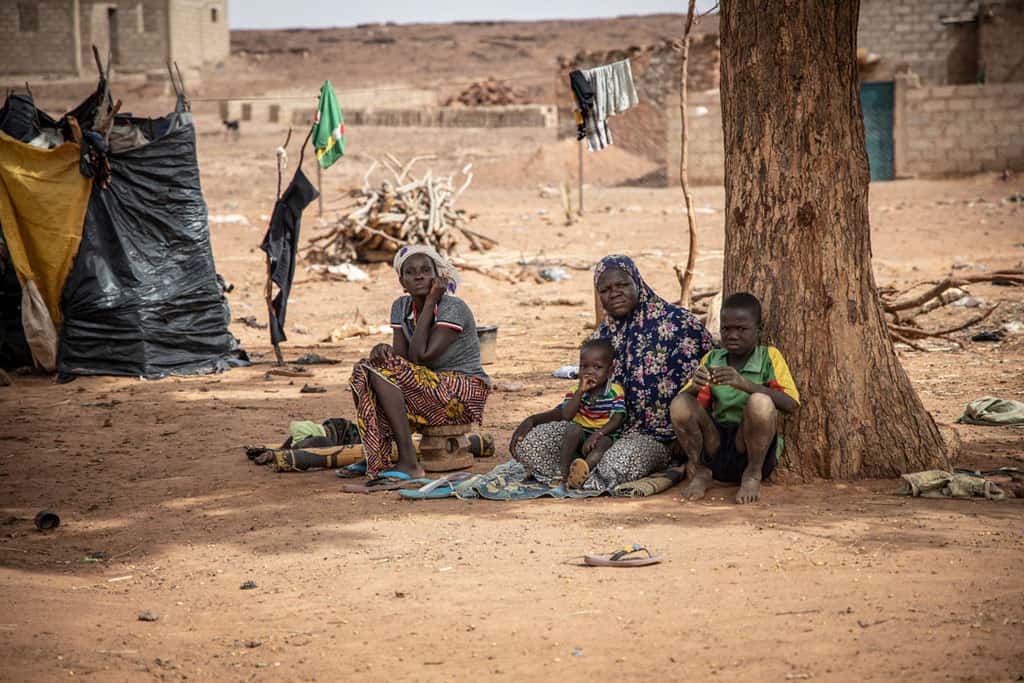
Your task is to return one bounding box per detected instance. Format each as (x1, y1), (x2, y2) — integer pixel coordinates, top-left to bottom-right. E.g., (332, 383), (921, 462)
(392, 244), (459, 294)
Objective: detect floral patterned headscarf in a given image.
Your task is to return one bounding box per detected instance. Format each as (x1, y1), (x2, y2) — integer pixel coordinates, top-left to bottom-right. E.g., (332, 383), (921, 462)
(592, 255), (713, 442)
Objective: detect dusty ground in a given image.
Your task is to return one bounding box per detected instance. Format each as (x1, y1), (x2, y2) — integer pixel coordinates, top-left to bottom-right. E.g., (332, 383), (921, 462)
(2, 115), (1023, 681)
(3, 14), (1024, 679)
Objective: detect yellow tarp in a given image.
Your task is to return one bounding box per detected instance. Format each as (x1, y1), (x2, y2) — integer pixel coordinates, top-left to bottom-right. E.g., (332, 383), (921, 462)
(0, 130), (92, 323)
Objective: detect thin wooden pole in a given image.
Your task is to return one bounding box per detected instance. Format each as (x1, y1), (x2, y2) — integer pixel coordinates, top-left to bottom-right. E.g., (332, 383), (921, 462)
(676, 0), (700, 308)
(577, 139), (584, 215)
(316, 162), (324, 217)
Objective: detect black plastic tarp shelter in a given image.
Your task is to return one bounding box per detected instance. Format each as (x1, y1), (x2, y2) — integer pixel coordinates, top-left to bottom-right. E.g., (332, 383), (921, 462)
(0, 86), (244, 378)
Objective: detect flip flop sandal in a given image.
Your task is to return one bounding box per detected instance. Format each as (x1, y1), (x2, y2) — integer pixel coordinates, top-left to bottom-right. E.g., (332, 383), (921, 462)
(584, 544), (663, 567)
(341, 474), (433, 495)
(335, 460), (368, 478)
(398, 472), (474, 500)
(567, 458), (589, 489)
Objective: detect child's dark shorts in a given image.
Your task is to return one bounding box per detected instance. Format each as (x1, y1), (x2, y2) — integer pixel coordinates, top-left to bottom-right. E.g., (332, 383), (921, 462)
(701, 420), (778, 483)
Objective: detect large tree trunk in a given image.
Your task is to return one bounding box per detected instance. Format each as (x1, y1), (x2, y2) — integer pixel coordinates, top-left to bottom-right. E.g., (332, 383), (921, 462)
(719, 0), (949, 478)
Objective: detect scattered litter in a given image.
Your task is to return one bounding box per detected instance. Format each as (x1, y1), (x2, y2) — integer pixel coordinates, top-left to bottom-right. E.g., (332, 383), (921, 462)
(84, 551), (108, 562)
(521, 297), (584, 307)
(293, 353), (339, 365)
(553, 365), (579, 379)
(438, 566), (453, 572)
(494, 381), (525, 392)
(235, 316), (267, 330)
(240, 580), (258, 590)
(971, 330), (1004, 342)
(539, 267), (570, 282)
(1005, 193), (1024, 203)
(300, 384), (327, 394)
(34, 510), (60, 531)
(107, 575), (133, 583)
(292, 324), (310, 335)
(245, 640), (262, 649)
(696, 206), (717, 215)
(322, 311), (386, 342)
(953, 296), (986, 308)
(1002, 321), (1024, 335)
(137, 612), (160, 622)
(208, 214), (249, 225)
(308, 263), (370, 281)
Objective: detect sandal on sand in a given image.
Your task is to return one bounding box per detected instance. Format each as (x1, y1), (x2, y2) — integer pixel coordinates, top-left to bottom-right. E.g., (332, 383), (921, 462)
(567, 458), (589, 489)
(335, 460), (367, 478)
(340, 471), (432, 494)
(584, 544), (663, 567)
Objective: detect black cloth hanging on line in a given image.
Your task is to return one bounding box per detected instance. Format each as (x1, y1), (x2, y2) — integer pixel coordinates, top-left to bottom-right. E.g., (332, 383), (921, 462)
(260, 167), (319, 345)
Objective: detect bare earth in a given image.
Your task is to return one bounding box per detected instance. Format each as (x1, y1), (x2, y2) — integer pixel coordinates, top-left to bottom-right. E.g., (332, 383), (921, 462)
(3, 20), (1024, 680)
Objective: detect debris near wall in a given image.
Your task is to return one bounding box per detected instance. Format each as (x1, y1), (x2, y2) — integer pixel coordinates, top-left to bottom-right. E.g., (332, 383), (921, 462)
(304, 155), (497, 264)
(444, 78), (529, 106)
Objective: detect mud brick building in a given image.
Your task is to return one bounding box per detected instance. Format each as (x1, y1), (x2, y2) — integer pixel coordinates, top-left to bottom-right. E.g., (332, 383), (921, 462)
(665, 0), (1024, 183)
(0, 0), (229, 77)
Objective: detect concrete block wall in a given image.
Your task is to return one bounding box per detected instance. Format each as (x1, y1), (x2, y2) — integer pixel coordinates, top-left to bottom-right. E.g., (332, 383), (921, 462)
(858, 0), (981, 85)
(169, 0), (228, 70)
(979, 1), (1024, 83)
(900, 82), (1024, 175)
(114, 0), (171, 73)
(665, 90), (724, 186)
(290, 105), (558, 130)
(0, 1), (80, 76)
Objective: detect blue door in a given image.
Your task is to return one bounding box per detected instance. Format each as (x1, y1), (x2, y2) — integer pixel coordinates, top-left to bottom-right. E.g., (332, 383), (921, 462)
(860, 82), (895, 181)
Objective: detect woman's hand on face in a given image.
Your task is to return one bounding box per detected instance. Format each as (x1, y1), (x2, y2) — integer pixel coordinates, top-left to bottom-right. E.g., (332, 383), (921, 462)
(368, 343), (393, 365)
(427, 277), (448, 302)
(509, 418), (534, 457)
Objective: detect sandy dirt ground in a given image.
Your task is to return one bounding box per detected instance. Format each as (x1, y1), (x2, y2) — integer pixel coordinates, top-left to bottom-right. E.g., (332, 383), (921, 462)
(2, 105), (1024, 683)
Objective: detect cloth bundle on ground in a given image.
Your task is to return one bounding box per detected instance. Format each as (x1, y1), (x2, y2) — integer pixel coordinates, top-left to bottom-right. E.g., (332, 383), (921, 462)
(568, 59), (639, 152)
(612, 468), (686, 497)
(246, 417), (362, 472)
(957, 397), (1024, 426)
(897, 469), (1024, 500)
(398, 461), (683, 500)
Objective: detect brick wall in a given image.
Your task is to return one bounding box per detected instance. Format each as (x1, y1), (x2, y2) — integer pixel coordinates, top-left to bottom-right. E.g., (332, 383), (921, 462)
(979, 1), (1024, 83)
(899, 81), (1024, 176)
(858, 0), (980, 85)
(0, 1), (80, 76)
(665, 90), (724, 186)
(115, 0), (171, 73)
(169, 0), (228, 70)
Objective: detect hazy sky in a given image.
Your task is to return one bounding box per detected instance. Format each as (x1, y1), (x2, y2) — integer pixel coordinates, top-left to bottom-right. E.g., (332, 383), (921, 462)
(229, 0), (719, 29)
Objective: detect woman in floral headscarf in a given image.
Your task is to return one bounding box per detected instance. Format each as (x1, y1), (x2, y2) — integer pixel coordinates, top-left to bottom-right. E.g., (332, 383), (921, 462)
(511, 255), (712, 491)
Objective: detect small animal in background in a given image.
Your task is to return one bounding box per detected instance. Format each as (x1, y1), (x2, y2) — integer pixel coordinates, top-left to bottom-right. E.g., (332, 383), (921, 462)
(222, 119), (240, 141)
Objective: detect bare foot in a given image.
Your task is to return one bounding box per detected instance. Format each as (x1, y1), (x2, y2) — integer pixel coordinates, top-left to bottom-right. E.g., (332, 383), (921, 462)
(683, 470), (712, 501)
(567, 458), (589, 488)
(736, 475), (762, 504)
(387, 462), (426, 479)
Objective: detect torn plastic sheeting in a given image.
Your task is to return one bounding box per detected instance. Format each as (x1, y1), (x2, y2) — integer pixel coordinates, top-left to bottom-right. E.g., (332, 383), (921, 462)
(58, 112), (244, 378)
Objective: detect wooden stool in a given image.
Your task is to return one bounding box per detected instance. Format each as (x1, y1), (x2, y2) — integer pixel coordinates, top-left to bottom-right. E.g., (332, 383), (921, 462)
(418, 424), (474, 472)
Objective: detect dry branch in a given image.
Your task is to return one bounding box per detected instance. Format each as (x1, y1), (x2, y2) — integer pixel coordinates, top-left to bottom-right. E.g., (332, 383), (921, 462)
(304, 157), (496, 264)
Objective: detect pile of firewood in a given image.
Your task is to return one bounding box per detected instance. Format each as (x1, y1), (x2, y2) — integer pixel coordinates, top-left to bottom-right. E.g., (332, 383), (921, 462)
(304, 155), (497, 264)
(443, 78), (528, 106)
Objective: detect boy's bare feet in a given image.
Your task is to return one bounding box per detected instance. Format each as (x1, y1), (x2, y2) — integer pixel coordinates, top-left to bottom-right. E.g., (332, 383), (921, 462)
(682, 468), (712, 501)
(736, 474), (761, 504)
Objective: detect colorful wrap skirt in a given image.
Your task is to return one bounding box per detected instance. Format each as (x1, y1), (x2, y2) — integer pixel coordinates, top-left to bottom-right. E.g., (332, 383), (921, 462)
(349, 355), (489, 477)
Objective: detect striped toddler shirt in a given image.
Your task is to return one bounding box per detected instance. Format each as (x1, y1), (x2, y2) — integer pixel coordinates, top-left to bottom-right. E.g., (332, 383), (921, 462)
(562, 380), (627, 433)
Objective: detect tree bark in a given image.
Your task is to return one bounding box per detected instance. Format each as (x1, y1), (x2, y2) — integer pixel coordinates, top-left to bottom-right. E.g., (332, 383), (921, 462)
(719, 0), (948, 478)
